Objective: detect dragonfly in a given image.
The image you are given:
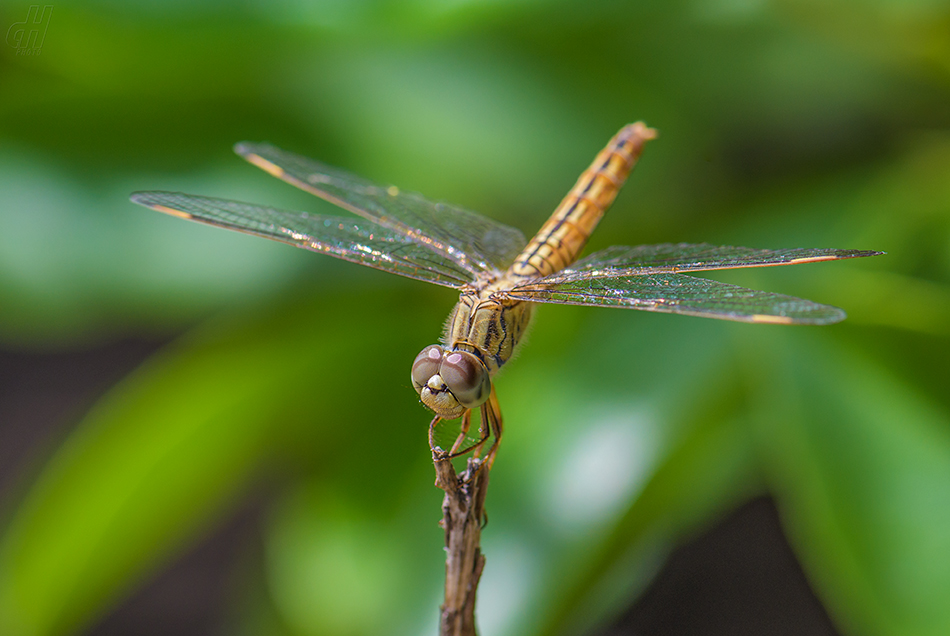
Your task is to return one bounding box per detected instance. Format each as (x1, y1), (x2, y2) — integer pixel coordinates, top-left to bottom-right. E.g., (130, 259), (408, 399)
(131, 123), (882, 468)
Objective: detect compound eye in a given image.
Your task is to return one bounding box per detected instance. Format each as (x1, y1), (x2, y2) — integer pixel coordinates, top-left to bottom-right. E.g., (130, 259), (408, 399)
(411, 345), (444, 393)
(440, 350), (490, 409)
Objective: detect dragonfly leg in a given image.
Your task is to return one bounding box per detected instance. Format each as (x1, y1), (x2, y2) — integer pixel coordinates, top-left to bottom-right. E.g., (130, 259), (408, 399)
(428, 414), (445, 457)
(449, 410), (473, 456)
(471, 410), (487, 459)
(480, 387), (503, 470)
(431, 410), (491, 461)
(429, 387), (501, 465)
(456, 388), (503, 485)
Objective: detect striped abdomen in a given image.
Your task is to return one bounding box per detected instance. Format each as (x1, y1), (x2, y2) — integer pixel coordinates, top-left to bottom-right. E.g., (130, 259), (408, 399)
(506, 122), (657, 280)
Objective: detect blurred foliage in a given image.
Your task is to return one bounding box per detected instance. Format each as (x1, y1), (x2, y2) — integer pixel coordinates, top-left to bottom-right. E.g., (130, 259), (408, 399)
(1, 1), (949, 635)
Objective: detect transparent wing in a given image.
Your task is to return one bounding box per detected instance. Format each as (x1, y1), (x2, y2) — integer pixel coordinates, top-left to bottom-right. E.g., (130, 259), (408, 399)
(234, 142), (527, 274)
(130, 191), (477, 288)
(507, 272), (846, 324)
(565, 243), (884, 275)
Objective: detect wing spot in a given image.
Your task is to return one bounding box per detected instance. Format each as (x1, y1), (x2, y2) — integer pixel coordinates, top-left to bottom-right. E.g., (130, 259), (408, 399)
(244, 153), (286, 179)
(751, 314), (795, 324)
(788, 255), (837, 264)
(152, 204), (193, 220)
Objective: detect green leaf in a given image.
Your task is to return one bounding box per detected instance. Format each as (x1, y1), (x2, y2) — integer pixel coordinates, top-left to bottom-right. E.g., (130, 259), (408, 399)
(745, 332), (950, 636)
(0, 287), (433, 636)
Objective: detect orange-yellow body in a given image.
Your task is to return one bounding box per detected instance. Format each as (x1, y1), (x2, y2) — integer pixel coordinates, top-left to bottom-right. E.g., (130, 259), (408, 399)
(442, 123), (656, 376)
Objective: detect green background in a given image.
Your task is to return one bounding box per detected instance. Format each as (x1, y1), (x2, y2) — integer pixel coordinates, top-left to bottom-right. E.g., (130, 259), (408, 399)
(1, 1), (949, 635)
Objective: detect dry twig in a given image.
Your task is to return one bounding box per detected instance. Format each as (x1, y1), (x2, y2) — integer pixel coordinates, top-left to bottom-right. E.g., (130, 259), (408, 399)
(434, 455), (490, 636)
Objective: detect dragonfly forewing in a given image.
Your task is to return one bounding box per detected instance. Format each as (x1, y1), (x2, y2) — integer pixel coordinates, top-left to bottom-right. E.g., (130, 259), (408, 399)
(130, 191), (477, 288)
(507, 271), (847, 324)
(234, 142), (527, 275)
(562, 243), (885, 276)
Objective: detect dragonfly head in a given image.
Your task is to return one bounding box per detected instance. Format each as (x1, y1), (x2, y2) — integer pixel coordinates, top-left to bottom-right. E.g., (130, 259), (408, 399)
(411, 345), (490, 419)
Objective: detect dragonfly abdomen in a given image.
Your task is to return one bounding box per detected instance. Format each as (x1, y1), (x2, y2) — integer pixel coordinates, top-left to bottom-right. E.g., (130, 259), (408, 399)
(507, 122), (657, 281)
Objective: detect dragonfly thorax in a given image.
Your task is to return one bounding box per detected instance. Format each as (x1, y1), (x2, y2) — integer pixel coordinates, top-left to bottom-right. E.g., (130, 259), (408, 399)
(443, 290), (534, 377)
(412, 284), (533, 420)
